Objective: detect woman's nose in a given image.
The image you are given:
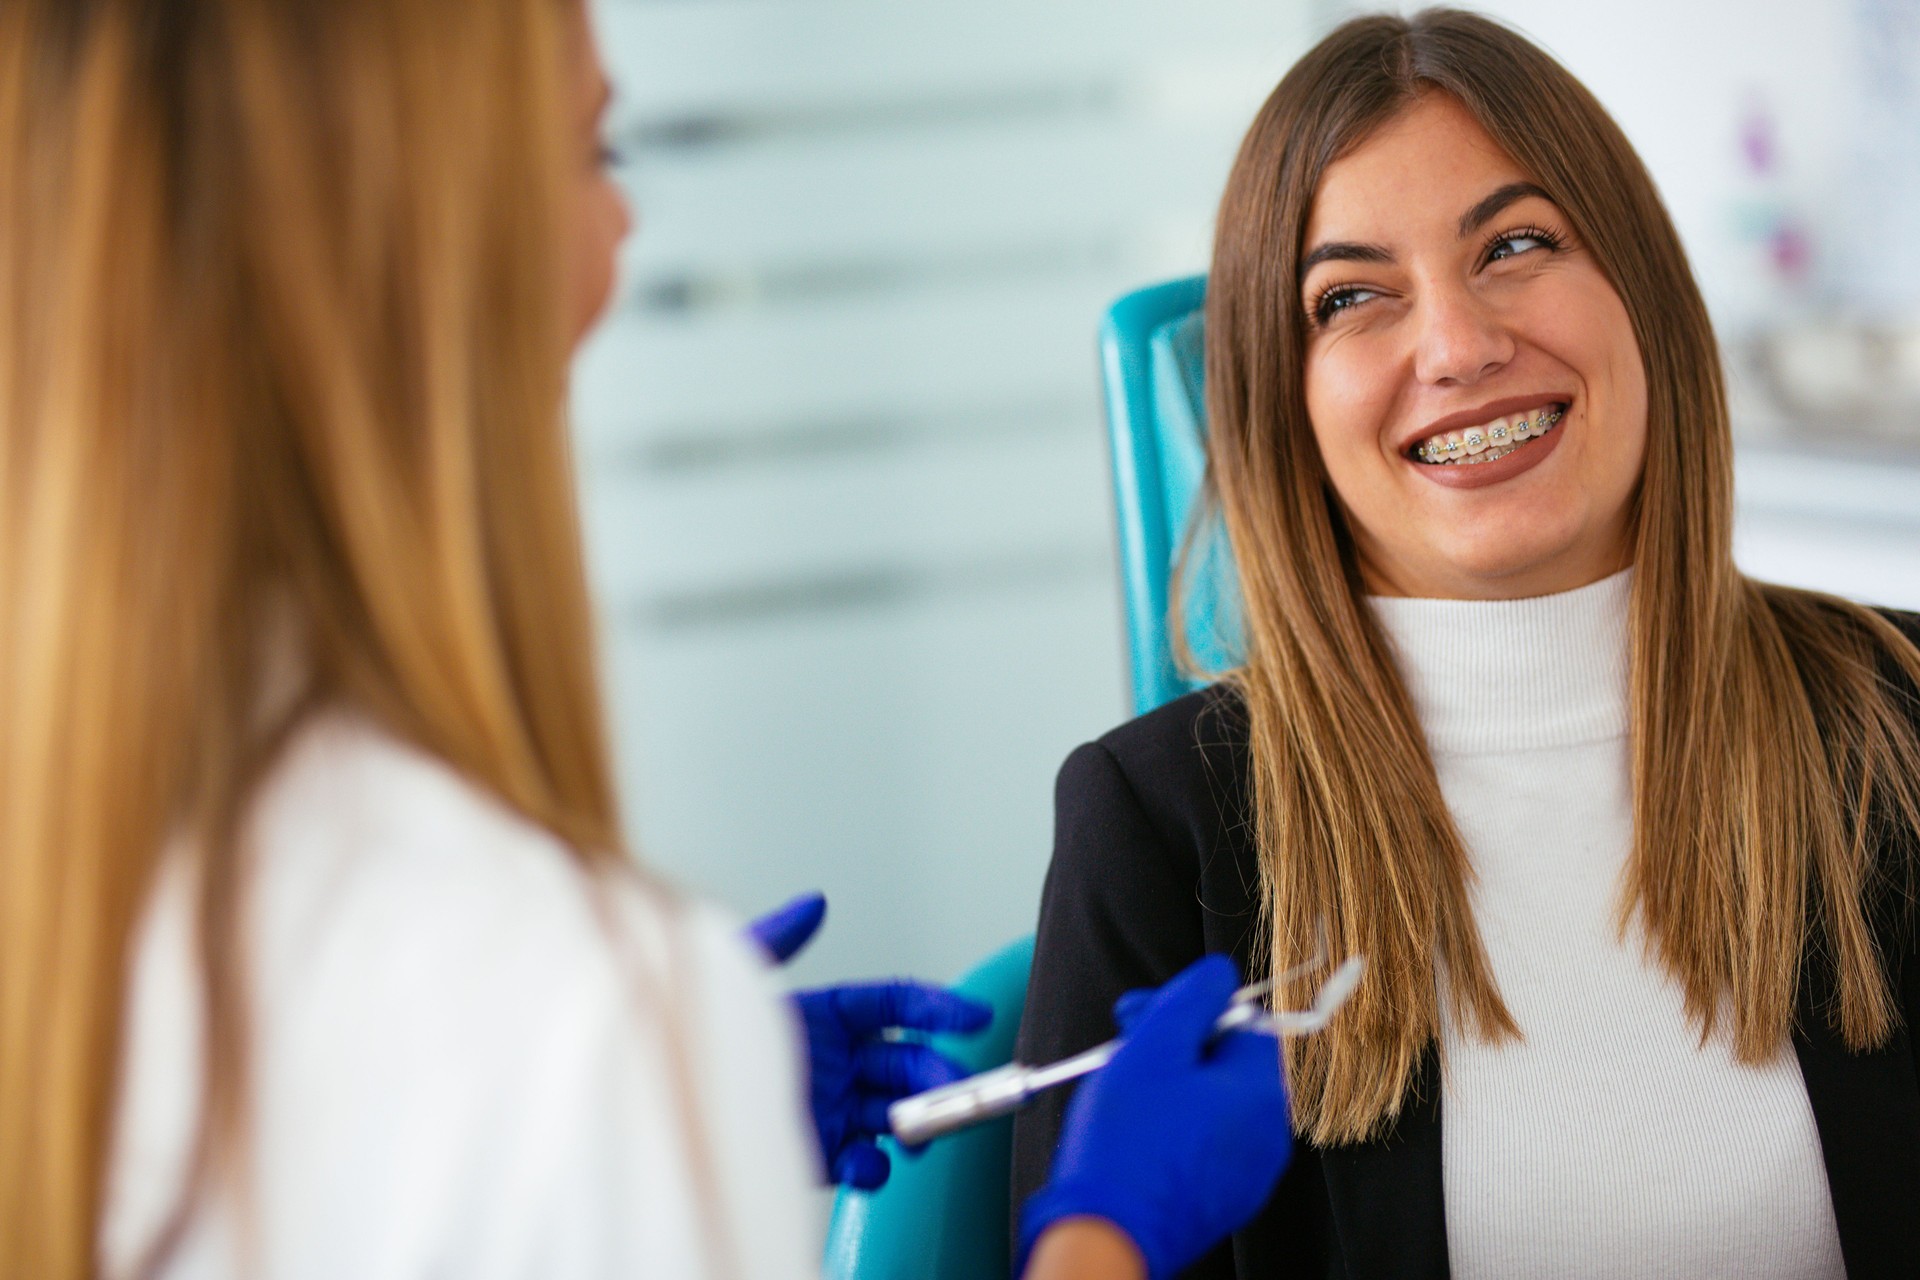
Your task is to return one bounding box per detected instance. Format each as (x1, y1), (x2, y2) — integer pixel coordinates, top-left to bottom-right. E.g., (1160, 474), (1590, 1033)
(1409, 282), (1514, 387)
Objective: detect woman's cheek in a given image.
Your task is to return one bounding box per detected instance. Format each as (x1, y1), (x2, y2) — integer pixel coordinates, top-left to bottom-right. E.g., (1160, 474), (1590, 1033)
(1305, 350), (1381, 468)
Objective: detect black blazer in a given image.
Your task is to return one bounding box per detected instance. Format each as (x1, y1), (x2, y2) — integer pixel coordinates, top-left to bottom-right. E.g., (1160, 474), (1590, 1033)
(1012, 613), (1920, 1279)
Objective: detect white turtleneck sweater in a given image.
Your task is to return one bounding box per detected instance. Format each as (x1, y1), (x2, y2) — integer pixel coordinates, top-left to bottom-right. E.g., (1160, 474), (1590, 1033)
(1369, 569), (1845, 1279)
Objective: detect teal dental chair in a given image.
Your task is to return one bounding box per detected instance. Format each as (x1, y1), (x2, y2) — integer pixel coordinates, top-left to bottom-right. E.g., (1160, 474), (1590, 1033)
(821, 277), (1224, 1279)
(1099, 274), (1240, 711)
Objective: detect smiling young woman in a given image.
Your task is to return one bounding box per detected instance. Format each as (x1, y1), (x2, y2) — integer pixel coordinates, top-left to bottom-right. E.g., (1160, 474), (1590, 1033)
(1013, 9), (1920, 1278)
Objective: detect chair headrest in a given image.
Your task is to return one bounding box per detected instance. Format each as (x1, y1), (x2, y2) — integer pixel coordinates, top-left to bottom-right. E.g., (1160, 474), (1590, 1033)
(1159, 309), (1206, 428)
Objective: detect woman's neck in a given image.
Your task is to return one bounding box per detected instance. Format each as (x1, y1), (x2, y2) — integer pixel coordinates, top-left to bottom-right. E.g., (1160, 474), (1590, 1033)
(1367, 567), (1632, 755)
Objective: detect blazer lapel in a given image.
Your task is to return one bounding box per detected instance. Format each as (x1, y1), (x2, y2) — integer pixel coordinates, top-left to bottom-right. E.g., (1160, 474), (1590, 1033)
(1319, 1046), (1451, 1279)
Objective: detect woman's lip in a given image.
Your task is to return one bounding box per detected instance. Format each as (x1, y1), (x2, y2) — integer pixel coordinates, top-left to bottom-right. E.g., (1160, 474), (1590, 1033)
(1405, 414), (1566, 489)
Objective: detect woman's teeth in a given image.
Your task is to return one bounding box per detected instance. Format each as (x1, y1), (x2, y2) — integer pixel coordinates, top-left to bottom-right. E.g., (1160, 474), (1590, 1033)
(1413, 406), (1565, 466)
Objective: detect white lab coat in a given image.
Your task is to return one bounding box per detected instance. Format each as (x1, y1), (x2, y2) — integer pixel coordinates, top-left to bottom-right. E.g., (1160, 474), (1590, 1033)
(103, 711), (821, 1279)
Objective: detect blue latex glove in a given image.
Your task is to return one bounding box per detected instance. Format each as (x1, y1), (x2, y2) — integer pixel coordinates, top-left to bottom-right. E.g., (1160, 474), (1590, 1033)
(746, 892), (829, 964)
(1017, 955), (1293, 1280)
(747, 893), (992, 1190)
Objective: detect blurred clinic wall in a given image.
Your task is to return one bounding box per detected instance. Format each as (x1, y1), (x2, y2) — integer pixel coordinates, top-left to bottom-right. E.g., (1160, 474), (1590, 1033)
(571, 0), (1321, 984)
(573, 0), (1920, 986)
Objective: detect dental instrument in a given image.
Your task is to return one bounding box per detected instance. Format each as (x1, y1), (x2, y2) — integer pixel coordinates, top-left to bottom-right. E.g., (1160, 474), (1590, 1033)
(888, 953), (1365, 1147)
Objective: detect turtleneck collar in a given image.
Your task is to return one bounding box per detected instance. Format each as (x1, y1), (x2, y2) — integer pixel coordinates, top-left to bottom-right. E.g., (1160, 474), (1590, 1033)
(1367, 568), (1631, 756)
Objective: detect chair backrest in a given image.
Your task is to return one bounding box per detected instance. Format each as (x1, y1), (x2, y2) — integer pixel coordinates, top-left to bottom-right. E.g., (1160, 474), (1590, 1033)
(1098, 276), (1240, 716)
(822, 935), (1035, 1280)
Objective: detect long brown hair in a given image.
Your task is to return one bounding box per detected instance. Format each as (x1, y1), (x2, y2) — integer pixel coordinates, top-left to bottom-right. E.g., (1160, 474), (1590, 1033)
(1203, 8), (1920, 1145)
(0, 0), (630, 1272)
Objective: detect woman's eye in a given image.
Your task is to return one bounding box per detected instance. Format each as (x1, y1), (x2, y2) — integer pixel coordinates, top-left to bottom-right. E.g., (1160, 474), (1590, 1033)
(1312, 285), (1376, 325)
(1486, 230), (1557, 262)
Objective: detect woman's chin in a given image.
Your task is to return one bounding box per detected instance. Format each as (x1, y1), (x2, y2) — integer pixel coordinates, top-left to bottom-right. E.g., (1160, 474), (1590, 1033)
(1447, 547), (1622, 598)
(1366, 529), (1620, 599)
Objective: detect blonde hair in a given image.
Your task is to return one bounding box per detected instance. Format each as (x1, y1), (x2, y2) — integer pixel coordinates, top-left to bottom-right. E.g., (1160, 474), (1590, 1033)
(1201, 9), (1920, 1145)
(0, 0), (632, 1272)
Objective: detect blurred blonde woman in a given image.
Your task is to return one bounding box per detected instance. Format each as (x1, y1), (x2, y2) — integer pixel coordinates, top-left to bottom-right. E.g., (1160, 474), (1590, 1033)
(0, 1), (1291, 1277)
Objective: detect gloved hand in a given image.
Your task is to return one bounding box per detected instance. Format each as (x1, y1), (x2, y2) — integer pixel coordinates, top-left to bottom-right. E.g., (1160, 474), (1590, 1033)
(747, 892), (992, 1190)
(746, 892), (829, 964)
(1017, 955), (1293, 1280)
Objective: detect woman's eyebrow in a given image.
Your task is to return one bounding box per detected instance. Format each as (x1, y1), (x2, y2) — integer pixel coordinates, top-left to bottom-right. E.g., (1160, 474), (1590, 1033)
(1299, 180), (1555, 276)
(1299, 240), (1394, 274)
(1457, 181), (1553, 237)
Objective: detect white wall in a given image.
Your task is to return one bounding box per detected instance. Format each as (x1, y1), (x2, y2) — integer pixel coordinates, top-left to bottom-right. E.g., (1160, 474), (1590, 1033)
(576, 1), (1315, 984)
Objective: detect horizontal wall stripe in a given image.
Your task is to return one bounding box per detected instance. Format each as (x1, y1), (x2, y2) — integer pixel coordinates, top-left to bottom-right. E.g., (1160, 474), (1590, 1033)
(630, 549), (1110, 631)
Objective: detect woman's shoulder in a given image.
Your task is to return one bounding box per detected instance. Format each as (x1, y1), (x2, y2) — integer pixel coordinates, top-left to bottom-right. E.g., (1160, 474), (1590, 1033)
(244, 716), (611, 998)
(241, 709), (771, 1043)
(254, 709), (584, 897)
(1877, 606), (1920, 656)
(1092, 681), (1250, 758)
(1050, 683), (1259, 912)
(1865, 607), (1920, 742)
(1871, 604), (1920, 643)
(112, 710), (817, 1276)
(1060, 683), (1252, 824)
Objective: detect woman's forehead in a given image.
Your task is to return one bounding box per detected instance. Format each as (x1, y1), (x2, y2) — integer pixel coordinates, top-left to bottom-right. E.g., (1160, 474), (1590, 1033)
(1304, 95), (1535, 249)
